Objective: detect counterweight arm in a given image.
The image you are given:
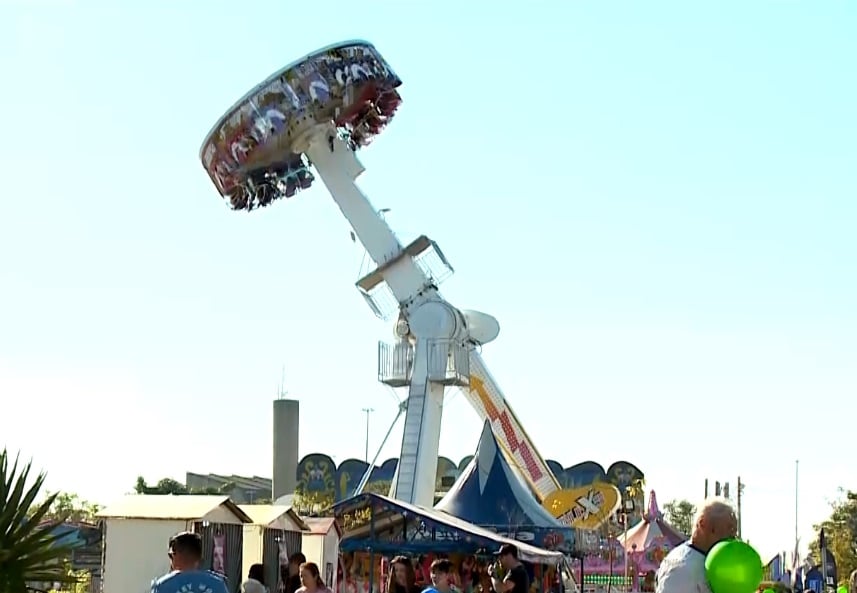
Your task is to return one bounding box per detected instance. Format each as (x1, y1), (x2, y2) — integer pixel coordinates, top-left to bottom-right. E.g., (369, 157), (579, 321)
(462, 350), (560, 501)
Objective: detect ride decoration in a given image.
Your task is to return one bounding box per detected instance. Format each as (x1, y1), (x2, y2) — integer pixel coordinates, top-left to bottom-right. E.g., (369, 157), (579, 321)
(704, 539), (763, 593)
(200, 41), (402, 212)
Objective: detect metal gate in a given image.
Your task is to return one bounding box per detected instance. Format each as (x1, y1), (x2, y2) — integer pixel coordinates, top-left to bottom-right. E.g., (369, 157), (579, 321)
(195, 522), (244, 592)
(262, 527), (303, 593)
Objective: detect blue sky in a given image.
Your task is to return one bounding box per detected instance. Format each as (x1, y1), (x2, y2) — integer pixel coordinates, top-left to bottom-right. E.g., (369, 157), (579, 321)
(1, 0), (854, 561)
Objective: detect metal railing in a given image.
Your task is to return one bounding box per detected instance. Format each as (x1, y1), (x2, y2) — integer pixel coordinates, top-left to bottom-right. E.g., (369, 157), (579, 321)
(427, 339), (470, 386)
(378, 339), (470, 387)
(378, 341), (413, 387)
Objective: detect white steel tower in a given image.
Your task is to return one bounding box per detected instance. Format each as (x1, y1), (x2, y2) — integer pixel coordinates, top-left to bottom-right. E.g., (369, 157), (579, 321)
(200, 41), (559, 507)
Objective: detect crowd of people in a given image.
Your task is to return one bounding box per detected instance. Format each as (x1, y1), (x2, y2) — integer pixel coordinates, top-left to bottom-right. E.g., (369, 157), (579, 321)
(150, 498), (783, 593)
(148, 535), (331, 593)
(384, 545), (530, 593)
(147, 532), (531, 593)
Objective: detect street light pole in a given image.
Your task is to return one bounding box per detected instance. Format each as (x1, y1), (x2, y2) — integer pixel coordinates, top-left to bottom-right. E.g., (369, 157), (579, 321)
(794, 460), (799, 565)
(623, 512), (629, 590)
(362, 408), (374, 463)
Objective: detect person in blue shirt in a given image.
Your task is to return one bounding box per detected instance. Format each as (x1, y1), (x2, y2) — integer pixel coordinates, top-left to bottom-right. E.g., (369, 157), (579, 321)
(423, 559), (454, 593)
(150, 531), (229, 593)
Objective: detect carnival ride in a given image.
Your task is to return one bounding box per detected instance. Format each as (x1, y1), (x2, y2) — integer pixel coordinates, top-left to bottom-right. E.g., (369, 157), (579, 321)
(618, 491), (686, 573)
(199, 41), (617, 525)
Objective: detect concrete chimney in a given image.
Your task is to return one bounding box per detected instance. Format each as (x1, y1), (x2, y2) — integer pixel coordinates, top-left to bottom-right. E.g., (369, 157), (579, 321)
(272, 398), (299, 500)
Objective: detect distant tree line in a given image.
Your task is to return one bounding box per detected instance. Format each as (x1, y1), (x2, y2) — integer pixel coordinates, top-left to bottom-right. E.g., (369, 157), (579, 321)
(663, 498), (696, 536)
(134, 476), (272, 503)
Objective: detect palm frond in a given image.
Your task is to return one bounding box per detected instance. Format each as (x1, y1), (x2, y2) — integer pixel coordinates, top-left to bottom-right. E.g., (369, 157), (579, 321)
(0, 449), (80, 593)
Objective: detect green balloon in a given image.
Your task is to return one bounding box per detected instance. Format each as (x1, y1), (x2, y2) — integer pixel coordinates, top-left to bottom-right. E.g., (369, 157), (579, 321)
(704, 540), (763, 593)
(837, 587), (848, 593)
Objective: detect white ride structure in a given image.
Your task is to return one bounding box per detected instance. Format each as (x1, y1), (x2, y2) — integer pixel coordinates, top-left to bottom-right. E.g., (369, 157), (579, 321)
(200, 41), (561, 508)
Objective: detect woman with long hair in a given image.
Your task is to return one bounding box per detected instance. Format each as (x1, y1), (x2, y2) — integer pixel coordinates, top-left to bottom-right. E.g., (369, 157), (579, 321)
(297, 562), (333, 593)
(387, 556), (419, 593)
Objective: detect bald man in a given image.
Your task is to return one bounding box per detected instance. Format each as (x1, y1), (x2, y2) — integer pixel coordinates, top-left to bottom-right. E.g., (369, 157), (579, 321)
(656, 497), (738, 593)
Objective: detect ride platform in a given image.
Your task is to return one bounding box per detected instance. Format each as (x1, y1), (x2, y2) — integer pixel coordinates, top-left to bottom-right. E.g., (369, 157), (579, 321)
(199, 41), (402, 212)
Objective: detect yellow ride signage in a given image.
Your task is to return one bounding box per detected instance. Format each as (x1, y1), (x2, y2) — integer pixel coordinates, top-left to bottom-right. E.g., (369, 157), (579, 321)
(543, 483), (622, 530)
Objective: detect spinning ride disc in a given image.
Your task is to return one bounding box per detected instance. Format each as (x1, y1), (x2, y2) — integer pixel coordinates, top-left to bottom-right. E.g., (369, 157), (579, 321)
(200, 40), (402, 212)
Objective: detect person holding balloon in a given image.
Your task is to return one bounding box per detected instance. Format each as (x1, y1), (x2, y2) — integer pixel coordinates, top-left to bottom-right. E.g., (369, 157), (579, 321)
(656, 497), (764, 593)
(845, 569), (857, 593)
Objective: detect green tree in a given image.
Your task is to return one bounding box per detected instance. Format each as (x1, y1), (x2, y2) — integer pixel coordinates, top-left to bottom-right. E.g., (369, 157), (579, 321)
(133, 477), (271, 504)
(135, 477), (188, 495)
(135, 476), (261, 497)
(39, 492), (101, 524)
(663, 499), (696, 536)
(49, 565), (90, 593)
(0, 448), (79, 592)
(809, 489), (857, 585)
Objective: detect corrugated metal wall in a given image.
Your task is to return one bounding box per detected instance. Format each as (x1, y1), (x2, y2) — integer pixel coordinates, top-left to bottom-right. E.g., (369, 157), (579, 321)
(263, 527), (302, 593)
(195, 522), (244, 592)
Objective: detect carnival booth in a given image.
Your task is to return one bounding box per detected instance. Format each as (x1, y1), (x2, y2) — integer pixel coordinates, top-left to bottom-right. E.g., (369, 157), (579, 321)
(333, 492), (569, 593)
(435, 421), (575, 552)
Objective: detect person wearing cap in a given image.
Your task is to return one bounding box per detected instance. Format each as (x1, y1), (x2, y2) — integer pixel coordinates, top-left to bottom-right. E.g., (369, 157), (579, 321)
(489, 544), (529, 593)
(151, 531), (229, 593)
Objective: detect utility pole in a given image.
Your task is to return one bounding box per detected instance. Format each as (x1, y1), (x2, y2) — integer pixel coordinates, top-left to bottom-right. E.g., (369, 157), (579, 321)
(737, 476), (744, 539)
(361, 408), (374, 463)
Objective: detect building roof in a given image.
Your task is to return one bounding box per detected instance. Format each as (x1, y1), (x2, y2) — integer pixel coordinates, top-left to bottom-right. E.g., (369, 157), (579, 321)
(97, 495), (252, 523)
(238, 504), (309, 530)
(186, 472), (272, 492)
(302, 517), (341, 536)
(334, 493), (564, 565)
(273, 494), (296, 507)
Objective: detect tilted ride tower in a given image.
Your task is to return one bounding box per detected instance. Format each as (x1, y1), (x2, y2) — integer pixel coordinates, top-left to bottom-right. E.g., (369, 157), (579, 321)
(200, 41), (560, 508)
